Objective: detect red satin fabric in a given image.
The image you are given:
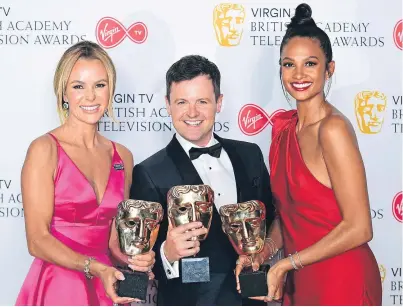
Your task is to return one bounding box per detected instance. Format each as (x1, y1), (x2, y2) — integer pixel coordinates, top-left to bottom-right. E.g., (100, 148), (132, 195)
(16, 134), (125, 306)
(269, 110), (382, 306)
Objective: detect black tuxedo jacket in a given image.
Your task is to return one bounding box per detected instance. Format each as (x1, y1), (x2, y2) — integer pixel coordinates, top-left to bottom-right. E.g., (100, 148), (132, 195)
(130, 134), (275, 306)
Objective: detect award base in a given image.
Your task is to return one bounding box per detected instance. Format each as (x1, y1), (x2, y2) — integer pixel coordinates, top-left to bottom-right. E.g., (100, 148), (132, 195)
(116, 269), (148, 301)
(239, 264), (270, 298)
(181, 257), (210, 283)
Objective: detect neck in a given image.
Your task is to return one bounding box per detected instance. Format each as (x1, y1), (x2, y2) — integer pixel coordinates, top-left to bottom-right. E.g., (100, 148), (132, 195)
(178, 131), (214, 148)
(296, 93), (327, 131)
(62, 118), (99, 148)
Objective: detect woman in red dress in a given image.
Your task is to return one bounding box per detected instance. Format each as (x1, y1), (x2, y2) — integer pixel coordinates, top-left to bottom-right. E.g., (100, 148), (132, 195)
(236, 3), (382, 305)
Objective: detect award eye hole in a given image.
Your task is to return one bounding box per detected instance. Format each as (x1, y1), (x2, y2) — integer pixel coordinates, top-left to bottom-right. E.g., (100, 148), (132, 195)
(230, 224), (241, 232)
(178, 206), (188, 213)
(126, 220), (136, 227)
(146, 221), (157, 229)
(249, 219), (261, 227)
(197, 204), (209, 212)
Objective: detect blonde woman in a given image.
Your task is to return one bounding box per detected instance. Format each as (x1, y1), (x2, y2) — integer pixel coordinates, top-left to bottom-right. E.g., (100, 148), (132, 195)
(16, 41), (155, 306)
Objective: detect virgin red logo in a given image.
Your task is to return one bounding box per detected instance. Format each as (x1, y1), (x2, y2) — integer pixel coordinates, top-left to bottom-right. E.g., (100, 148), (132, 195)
(393, 20), (402, 50)
(238, 104), (286, 136)
(392, 191), (402, 223)
(96, 17), (148, 49)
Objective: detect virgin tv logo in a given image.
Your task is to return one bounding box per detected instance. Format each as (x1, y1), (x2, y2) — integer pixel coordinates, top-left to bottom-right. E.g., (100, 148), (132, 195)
(393, 20), (402, 50)
(96, 17), (148, 49)
(238, 104), (285, 136)
(392, 191), (402, 223)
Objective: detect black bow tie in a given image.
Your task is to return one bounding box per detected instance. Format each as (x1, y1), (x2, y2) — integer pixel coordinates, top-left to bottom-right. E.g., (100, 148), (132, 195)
(189, 143), (223, 160)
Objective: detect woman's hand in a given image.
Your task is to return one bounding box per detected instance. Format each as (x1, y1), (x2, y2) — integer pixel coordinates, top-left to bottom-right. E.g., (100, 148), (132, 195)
(96, 265), (139, 305)
(234, 252), (266, 294)
(249, 258), (288, 302)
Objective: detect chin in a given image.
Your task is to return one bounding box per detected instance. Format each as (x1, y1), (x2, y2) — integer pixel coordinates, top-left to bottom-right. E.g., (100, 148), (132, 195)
(79, 115), (103, 125)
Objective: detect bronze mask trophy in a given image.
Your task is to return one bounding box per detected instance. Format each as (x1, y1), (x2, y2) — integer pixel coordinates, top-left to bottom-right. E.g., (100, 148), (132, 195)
(115, 200), (163, 300)
(167, 185), (214, 283)
(219, 200), (269, 298)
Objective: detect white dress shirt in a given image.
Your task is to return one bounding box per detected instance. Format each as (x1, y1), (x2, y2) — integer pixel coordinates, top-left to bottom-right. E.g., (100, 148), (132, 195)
(160, 133), (237, 279)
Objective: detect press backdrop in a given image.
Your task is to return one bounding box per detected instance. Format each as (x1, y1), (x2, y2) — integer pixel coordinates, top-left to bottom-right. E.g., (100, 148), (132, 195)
(0, 0), (402, 305)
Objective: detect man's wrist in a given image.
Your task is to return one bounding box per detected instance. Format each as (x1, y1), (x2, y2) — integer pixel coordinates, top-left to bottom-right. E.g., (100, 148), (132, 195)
(163, 243), (175, 264)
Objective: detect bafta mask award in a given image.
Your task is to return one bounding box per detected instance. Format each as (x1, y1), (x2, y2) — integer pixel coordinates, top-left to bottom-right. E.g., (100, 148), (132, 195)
(219, 200), (269, 298)
(115, 200), (163, 300)
(167, 185), (214, 283)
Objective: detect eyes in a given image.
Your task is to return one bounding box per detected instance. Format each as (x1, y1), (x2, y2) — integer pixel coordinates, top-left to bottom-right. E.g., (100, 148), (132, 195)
(229, 218), (261, 232)
(72, 83), (107, 90)
(124, 219), (157, 229)
(176, 100), (209, 105)
(282, 61), (318, 68)
(176, 203), (211, 213)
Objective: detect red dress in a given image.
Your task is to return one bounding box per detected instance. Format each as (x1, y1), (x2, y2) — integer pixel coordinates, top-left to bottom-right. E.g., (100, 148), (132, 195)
(269, 110), (382, 306)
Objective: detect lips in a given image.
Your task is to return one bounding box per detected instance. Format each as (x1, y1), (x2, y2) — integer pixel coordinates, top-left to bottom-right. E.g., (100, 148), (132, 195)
(291, 82), (312, 91)
(80, 104), (100, 112)
(242, 239), (257, 247)
(184, 120), (202, 127)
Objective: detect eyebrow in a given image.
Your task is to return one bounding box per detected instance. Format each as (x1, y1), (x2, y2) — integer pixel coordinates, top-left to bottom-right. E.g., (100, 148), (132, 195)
(174, 98), (212, 103)
(282, 56), (319, 62)
(69, 79), (108, 84)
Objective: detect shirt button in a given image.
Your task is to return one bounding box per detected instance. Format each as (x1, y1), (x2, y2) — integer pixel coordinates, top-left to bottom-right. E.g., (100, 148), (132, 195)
(167, 269), (171, 275)
(209, 167), (212, 170)
(218, 193), (221, 196)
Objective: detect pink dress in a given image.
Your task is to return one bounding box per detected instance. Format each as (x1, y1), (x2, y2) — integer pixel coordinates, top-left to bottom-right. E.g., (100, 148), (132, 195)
(16, 134), (125, 306)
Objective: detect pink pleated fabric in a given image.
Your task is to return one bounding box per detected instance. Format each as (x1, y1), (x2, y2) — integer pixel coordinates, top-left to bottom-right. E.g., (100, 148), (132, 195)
(16, 134), (125, 306)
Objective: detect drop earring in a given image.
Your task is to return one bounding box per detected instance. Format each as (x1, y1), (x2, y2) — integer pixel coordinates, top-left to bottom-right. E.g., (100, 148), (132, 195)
(62, 102), (69, 110)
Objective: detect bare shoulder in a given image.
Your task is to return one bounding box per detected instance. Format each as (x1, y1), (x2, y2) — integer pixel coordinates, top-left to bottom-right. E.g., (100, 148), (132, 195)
(318, 111), (358, 147)
(26, 134), (57, 162)
(114, 142), (134, 169)
(22, 134), (58, 178)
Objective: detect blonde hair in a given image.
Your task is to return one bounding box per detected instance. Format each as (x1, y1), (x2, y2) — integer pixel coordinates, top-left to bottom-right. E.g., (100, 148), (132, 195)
(53, 40), (116, 124)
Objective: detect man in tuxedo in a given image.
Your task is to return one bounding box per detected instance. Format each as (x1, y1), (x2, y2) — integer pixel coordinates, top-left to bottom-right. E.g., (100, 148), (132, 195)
(130, 55), (275, 306)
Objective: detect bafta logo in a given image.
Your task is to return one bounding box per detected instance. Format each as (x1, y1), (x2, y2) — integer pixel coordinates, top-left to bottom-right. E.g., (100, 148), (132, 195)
(213, 3), (245, 47)
(379, 264), (386, 290)
(354, 91), (387, 134)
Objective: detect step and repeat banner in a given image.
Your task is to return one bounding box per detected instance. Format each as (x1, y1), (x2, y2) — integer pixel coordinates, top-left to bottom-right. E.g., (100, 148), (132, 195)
(0, 0), (402, 305)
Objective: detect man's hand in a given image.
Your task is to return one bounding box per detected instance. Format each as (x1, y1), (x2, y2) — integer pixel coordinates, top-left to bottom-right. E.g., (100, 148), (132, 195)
(163, 221), (207, 263)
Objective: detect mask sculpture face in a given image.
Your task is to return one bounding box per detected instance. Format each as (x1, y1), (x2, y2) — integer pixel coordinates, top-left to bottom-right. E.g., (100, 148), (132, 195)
(219, 200), (269, 298)
(116, 199), (164, 256)
(219, 200), (266, 255)
(115, 199), (164, 301)
(167, 185), (214, 284)
(167, 185), (214, 240)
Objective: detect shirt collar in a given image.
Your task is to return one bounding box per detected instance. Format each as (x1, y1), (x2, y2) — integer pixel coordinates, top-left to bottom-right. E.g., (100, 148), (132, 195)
(175, 133), (218, 158)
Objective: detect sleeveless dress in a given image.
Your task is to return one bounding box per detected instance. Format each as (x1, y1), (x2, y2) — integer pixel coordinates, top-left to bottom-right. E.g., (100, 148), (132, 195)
(269, 110), (382, 306)
(16, 134), (125, 306)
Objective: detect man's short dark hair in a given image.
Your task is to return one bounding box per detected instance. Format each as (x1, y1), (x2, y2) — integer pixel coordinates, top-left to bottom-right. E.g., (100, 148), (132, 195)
(166, 55), (221, 102)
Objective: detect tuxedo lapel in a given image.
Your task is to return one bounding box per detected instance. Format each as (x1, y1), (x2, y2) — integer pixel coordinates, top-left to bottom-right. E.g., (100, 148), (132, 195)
(214, 133), (252, 203)
(166, 135), (204, 185)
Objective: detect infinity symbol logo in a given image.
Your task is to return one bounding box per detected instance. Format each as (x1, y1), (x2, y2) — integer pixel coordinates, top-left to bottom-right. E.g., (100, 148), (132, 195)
(238, 104), (286, 136)
(96, 17), (148, 49)
(393, 19), (402, 50)
(392, 191), (402, 223)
